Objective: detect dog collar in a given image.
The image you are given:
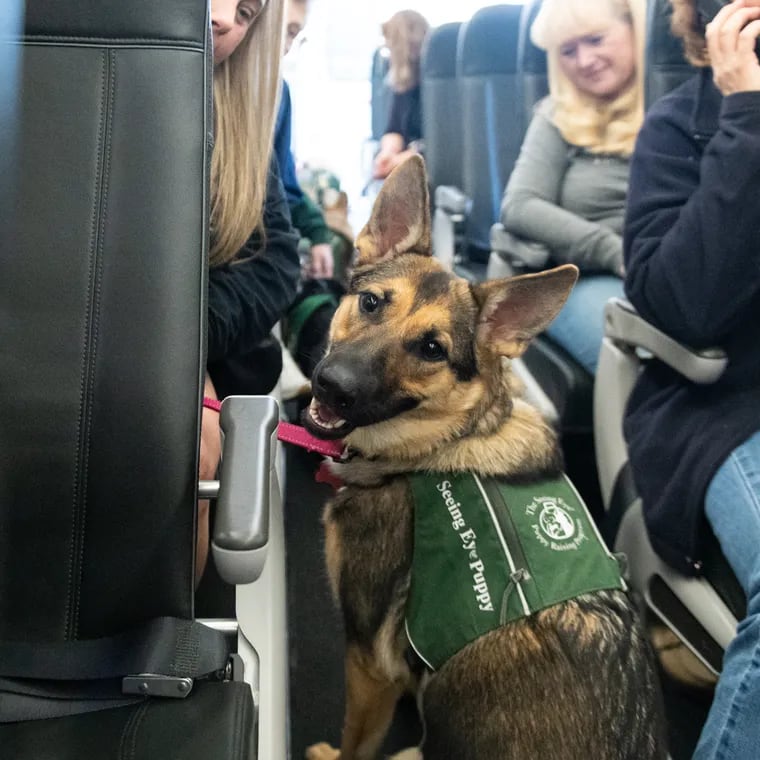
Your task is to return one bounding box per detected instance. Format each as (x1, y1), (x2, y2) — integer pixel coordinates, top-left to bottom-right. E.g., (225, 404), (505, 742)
(277, 421), (347, 489)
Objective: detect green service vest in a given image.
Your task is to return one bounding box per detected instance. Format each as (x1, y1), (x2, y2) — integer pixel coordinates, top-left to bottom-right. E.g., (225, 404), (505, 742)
(405, 472), (625, 671)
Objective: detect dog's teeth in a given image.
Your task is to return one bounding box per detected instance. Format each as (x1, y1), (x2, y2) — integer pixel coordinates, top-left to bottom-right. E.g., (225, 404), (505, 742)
(309, 399), (345, 430)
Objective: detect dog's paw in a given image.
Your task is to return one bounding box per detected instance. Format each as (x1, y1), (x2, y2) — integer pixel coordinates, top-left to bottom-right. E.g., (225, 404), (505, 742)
(389, 750), (422, 760)
(305, 742), (340, 760)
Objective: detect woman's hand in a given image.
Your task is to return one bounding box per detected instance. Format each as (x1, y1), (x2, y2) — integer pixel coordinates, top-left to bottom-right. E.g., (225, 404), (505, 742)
(707, 0), (760, 95)
(373, 132), (405, 179)
(306, 242), (334, 279)
(197, 375), (220, 585)
(373, 150), (398, 179)
(374, 149), (420, 179)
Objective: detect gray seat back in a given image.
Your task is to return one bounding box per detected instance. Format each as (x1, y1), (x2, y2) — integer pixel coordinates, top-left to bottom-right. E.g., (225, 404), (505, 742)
(646, 0), (694, 108)
(371, 45), (392, 141)
(0, 0), (210, 642)
(421, 21), (463, 192)
(458, 4), (523, 257)
(517, 0), (548, 135)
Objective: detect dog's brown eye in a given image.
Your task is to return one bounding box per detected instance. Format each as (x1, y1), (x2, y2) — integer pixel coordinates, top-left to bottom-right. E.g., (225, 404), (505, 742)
(359, 292), (380, 313)
(420, 340), (446, 362)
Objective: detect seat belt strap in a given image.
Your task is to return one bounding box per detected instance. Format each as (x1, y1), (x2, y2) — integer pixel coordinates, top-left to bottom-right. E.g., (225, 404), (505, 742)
(0, 616), (228, 681)
(0, 679), (139, 722)
(0, 617), (230, 723)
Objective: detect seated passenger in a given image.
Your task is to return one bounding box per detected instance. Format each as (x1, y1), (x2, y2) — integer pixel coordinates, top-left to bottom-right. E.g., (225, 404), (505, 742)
(276, 0), (333, 281)
(372, 10), (430, 180)
(623, 1), (760, 756)
(500, 0), (645, 375)
(198, 0), (300, 581)
(275, 0), (348, 391)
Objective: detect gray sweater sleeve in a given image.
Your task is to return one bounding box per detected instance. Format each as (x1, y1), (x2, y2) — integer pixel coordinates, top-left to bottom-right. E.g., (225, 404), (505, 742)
(500, 109), (623, 274)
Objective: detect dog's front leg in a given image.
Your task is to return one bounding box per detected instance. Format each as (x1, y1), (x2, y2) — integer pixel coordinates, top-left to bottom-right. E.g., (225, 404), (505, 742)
(307, 644), (403, 760)
(339, 644), (404, 760)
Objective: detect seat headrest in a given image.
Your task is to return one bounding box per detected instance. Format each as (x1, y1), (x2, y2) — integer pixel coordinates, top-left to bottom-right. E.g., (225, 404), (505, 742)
(518, 0), (546, 75)
(372, 46), (390, 76)
(458, 4), (523, 76)
(646, 0), (694, 106)
(23, 0), (207, 43)
(422, 22), (461, 79)
(647, 0), (690, 68)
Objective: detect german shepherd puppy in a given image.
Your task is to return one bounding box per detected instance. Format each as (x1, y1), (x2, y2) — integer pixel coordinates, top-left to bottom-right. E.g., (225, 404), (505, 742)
(304, 156), (666, 760)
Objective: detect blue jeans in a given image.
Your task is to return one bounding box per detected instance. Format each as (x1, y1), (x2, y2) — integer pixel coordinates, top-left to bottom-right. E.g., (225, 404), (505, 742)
(544, 274), (624, 375)
(695, 430), (760, 759)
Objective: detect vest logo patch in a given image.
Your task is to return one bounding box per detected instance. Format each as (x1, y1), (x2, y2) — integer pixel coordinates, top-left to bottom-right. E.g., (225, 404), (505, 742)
(526, 497), (588, 552)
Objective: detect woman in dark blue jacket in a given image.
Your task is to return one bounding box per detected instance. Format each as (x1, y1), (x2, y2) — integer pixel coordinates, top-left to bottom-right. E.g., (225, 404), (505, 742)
(623, 1), (760, 756)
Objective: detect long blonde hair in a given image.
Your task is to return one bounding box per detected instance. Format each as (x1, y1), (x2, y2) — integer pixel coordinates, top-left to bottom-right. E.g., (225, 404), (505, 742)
(531, 0), (646, 155)
(210, 0), (285, 267)
(382, 10), (430, 93)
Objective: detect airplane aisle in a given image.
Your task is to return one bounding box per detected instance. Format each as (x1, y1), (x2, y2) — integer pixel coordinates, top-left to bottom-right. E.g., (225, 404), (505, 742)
(283, 441), (421, 757)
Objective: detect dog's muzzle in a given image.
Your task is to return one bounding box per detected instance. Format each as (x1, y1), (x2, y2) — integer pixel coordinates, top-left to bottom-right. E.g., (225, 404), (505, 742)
(304, 356), (367, 439)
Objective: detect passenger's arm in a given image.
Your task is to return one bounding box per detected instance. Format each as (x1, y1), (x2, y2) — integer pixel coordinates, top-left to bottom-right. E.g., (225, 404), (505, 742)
(500, 111), (623, 274)
(273, 81), (304, 206)
(290, 193), (331, 245)
(290, 194), (334, 278)
(624, 91), (760, 347)
(378, 132), (404, 154)
(207, 162), (301, 363)
(374, 90), (411, 178)
(273, 81), (333, 279)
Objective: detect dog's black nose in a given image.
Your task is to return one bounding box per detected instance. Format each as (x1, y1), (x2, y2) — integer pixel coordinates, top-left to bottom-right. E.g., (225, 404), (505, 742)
(313, 362), (359, 412)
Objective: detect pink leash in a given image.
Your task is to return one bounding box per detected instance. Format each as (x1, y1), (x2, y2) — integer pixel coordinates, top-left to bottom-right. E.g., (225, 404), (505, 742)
(277, 421), (346, 489)
(206, 398), (345, 488)
(276, 421), (345, 460)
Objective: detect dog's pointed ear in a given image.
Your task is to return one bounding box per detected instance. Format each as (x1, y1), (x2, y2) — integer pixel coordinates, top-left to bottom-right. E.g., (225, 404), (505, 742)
(355, 155), (431, 266)
(474, 265), (579, 358)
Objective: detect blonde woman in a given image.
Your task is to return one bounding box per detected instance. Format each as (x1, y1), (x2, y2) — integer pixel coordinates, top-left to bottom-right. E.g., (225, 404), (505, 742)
(199, 0), (300, 581)
(373, 10), (430, 180)
(500, 0), (646, 374)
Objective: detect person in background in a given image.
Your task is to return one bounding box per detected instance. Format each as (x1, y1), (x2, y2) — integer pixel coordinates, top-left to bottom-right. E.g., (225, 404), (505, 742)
(500, 0), (646, 375)
(275, 0), (334, 280)
(623, 1), (760, 756)
(273, 0), (343, 398)
(199, 0), (301, 581)
(372, 9), (430, 180)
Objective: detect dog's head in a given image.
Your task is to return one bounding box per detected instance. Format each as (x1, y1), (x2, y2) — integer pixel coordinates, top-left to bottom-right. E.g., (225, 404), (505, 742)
(304, 156), (577, 456)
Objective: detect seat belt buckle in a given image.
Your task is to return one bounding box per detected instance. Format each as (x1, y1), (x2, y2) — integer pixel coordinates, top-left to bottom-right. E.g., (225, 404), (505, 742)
(122, 674), (194, 698)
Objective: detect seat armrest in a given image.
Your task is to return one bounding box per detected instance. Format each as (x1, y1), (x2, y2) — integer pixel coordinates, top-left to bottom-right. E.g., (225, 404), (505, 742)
(434, 185), (472, 216)
(212, 395), (279, 585)
(432, 186), (471, 268)
(489, 223), (550, 271)
(603, 298), (727, 384)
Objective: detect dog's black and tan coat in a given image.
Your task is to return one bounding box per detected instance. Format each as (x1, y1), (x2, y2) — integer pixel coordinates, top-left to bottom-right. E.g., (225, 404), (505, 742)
(304, 156), (666, 760)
